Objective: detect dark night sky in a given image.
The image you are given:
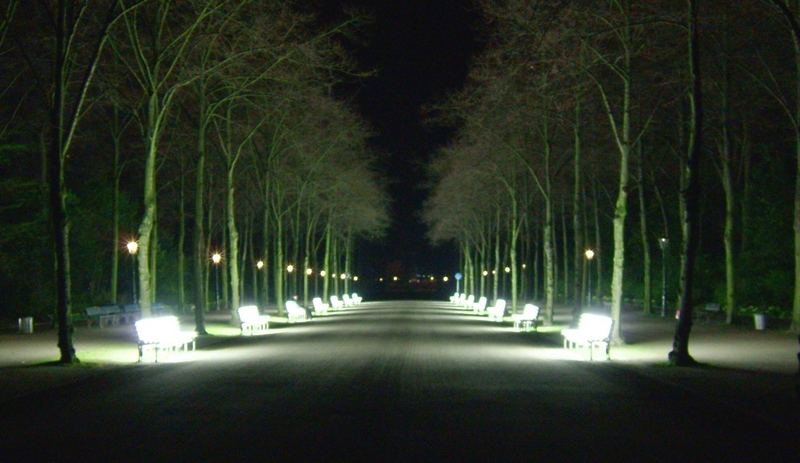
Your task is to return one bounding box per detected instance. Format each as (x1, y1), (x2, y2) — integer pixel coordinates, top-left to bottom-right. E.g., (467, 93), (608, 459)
(318, 1), (479, 276)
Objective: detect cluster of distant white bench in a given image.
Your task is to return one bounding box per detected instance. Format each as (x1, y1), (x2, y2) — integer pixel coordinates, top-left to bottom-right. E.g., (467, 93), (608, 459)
(132, 293), (364, 362)
(449, 292), (613, 361)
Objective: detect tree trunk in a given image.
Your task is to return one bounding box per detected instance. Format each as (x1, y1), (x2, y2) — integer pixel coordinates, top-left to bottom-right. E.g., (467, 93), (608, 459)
(637, 143), (652, 315)
(670, 0), (703, 366)
(137, 94), (159, 317)
(226, 167), (240, 323)
(178, 155), (186, 312)
(50, 2), (76, 362)
(193, 131), (208, 333)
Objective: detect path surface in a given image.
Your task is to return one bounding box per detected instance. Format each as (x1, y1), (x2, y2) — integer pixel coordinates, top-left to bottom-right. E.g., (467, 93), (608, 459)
(0, 301), (797, 461)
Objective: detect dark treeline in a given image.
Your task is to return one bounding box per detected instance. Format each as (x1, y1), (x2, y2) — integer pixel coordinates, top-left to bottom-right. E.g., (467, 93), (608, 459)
(423, 0), (800, 363)
(0, 1), (388, 362)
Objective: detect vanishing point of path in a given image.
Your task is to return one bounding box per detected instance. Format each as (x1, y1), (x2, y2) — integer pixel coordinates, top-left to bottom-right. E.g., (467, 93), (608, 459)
(0, 301), (796, 461)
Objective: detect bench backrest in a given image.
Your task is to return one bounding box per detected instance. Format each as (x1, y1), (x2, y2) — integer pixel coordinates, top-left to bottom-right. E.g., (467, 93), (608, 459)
(313, 297), (325, 309)
(578, 313), (613, 340)
(237, 305), (262, 322)
(522, 304), (540, 319)
(286, 300), (304, 315)
(475, 296), (487, 310)
(465, 295), (475, 306)
(704, 303), (721, 312)
(330, 295), (341, 305)
(352, 293), (360, 300)
(135, 316), (181, 343)
(493, 299), (506, 311)
(86, 305), (121, 317)
(343, 294), (353, 304)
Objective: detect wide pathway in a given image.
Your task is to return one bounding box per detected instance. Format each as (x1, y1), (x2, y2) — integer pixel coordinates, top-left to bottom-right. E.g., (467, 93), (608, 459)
(0, 301), (796, 461)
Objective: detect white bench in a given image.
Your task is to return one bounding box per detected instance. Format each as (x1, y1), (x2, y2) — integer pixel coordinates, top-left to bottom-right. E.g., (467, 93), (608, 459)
(512, 304), (540, 332)
(455, 293), (466, 305)
(285, 300), (308, 323)
(312, 297), (329, 315)
(342, 294), (354, 306)
(237, 305), (270, 335)
(134, 316), (197, 363)
(330, 295), (344, 309)
(449, 292), (459, 303)
(561, 313), (613, 361)
(463, 294), (475, 309)
(473, 296), (487, 314)
(351, 293), (362, 304)
(487, 299), (507, 322)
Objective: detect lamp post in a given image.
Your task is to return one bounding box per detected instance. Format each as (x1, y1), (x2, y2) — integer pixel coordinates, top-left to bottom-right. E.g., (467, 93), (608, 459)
(212, 252), (222, 310)
(126, 240), (138, 305)
(584, 249), (595, 306)
(659, 237), (669, 317)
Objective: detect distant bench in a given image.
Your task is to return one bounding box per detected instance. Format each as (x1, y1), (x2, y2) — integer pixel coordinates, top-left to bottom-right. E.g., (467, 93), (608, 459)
(84, 305), (140, 328)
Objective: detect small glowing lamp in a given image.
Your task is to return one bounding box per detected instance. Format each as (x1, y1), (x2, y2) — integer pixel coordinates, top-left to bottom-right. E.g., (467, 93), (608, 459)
(126, 240), (139, 255)
(256, 260), (264, 270)
(212, 253), (222, 264)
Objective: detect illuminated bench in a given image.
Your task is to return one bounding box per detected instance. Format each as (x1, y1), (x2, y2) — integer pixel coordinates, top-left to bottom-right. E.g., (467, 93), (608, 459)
(312, 297), (329, 315)
(285, 300), (308, 323)
(487, 299), (507, 322)
(351, 293), (362, 304)
(237, 305), (270, 335)
(449, 292), (459, 303)
(512, 304), (540, 332)
(342, 294), (354, 306)
(330, 295), (344, 309)
(454, 293), (466, 305)
(561, 313), (613, 361)
(134, 316), (197, 363)
(473, 296), (487, 314)
(463, 294), (475, 309)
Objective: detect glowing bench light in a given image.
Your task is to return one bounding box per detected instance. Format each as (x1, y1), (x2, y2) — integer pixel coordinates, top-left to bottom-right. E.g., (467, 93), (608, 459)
(512, 304), (540, 332)
(351, 293), (362, 304)
(285, 300), (308, 323)
(134, 316), (197, 363)
(329, 295), (344, 309)
(342, 294), (354, 306)
(237, 305), (270, 336)
(312, 297), (329, 315)
(487, 299), (507, 322)
(473, 296), (487, 314)
(561, 313), (613, 361)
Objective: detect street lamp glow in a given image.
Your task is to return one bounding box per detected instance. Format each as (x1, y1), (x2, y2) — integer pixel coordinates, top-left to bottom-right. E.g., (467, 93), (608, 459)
(211, 252), (222, 264)
(392, 276), (398, 281)
(126, 240), (138, 255)
(353, 276), (359, 281)
(340, 273), (346, 280)
(379, 277), (384, 282)
(305, 268), (313, 276)
(504, 266), (511, 273)
(482, 270), (489, 276)
(584, 249), (595, 260)
(256, 260), (264, 270)
(521, 263), (526, 269)
(286, 264), (294, 273)
(429, 276), (435, 281)
(443, 276), (449, 282)
(332, 273), (337, 279)
(320, 270), (327, 277)
(491, 270), (497, 275)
